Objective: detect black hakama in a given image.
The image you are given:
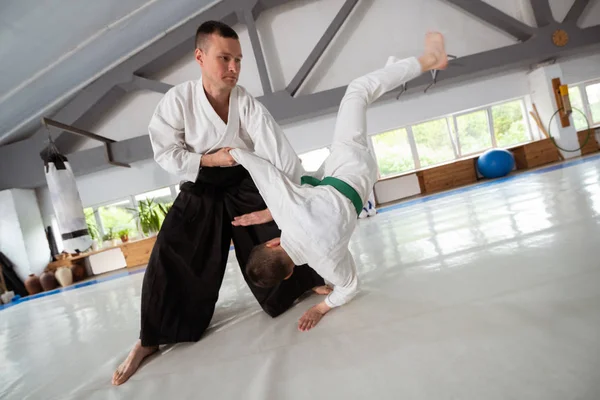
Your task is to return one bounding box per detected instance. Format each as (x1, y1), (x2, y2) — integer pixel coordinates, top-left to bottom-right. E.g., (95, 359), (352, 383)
(139, 165), (323, 346)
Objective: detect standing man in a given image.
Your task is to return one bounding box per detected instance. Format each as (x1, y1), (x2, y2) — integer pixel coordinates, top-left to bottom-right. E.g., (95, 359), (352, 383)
(112, 21), (325, 386)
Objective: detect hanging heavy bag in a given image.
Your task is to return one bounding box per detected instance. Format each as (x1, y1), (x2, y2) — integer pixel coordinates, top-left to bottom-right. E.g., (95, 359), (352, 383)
(40, 139), (92, 253)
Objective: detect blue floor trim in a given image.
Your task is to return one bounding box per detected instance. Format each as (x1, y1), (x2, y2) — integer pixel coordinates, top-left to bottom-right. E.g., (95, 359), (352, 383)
(2, 153), (598, 311)
(0, 267), (149, 311)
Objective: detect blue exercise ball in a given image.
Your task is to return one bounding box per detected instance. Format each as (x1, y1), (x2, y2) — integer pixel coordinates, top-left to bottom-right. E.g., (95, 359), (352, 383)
(477, 149), (515, 179)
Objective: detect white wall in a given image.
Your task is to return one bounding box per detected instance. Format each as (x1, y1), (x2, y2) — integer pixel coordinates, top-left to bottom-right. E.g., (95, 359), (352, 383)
(519, 0), (600, 27)
(75, 90), (165, 152)
(0, 190), (29, 280)
(375, 175), (421, 205)
(560, 53), (600, 85)
(12, 189), (51, 276)
(34, 0), (600, 221)
(580, 0), (600, 28)
(0, 189), (50, 282)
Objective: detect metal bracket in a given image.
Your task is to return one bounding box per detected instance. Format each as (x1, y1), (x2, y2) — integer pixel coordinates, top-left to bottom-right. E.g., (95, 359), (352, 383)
(395, 83), (408, 100)
(424, 54), (459, 93)
(396, 54), (459, 98)
(41, 117), (131, 168)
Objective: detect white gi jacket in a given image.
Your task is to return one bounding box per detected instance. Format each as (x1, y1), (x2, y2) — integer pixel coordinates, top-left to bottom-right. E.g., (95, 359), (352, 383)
(148, 76), (304, 184)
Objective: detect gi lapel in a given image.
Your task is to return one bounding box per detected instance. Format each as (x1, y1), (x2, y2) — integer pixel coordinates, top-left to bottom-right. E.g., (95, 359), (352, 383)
(198, 77), (240, 151)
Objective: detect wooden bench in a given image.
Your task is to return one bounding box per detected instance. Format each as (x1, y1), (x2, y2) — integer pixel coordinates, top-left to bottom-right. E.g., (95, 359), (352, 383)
(47, 236), (157, 273)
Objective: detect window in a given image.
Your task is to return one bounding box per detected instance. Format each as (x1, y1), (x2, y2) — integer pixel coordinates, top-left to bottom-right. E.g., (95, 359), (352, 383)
(585, 82), (600, 124)
(371, 128), (415, 177)
(368, 97), (536, 177)
(98, 199), (138, 240)
(299, 147), (330, 172)
(84, 207), (100, 242)
(568, 86), (589, 131)
(491, 100), (530, 147)
(456, 110), (492, 155)
(567, 80), (600, 131)
(80, 183), (182, 244)
(135, 187), (174, 236)
(412, 118), (455, 167)
(135, 187), (173, 207)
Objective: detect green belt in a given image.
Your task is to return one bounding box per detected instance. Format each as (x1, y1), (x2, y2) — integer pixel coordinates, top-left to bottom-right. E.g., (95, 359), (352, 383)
(301, 176), (363, 215)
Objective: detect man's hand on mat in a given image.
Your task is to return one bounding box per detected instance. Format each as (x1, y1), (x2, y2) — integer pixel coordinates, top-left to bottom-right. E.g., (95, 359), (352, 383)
(201, 147), (237, 167)
(232, 209), (273, 226)
(298, 301), (331, 332)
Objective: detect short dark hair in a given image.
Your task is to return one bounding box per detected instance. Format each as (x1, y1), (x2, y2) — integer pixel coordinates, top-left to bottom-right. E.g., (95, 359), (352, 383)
(195, 20), (239, 50)
(246, 243), (293, 288)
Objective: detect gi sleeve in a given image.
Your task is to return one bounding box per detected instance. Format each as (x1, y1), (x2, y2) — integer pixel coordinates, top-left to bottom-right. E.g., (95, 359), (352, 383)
(148, 92), (202, 182)
(324, 251), (360, 308)
(240, 94), (306, 184)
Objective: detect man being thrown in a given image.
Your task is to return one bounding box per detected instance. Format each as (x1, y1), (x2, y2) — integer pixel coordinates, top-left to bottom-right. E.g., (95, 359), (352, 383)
(230, 32), (448, 331)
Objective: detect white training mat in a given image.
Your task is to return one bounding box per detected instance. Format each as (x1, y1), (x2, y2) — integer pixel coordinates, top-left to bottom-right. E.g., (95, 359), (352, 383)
(1, 158), (600, 399)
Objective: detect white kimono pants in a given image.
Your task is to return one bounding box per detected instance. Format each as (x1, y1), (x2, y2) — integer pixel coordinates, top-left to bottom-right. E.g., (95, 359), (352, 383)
(322, 56), (423, 204)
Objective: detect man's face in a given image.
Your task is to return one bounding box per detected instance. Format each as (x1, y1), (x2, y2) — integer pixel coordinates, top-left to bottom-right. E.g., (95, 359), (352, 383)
(195, 34), (242, 91)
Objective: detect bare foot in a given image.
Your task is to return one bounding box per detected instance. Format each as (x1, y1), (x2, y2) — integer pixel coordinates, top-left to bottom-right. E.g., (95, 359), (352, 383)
(312, 285), (333, 295)
(298, 301), (331, 332)
(112, 340), (158, 386)
(419, 32), (448, 71)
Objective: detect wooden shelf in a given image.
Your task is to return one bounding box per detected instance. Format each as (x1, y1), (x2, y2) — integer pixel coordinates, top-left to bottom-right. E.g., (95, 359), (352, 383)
(416, 158), (478, 194)
(578, 129), (599, 155)
(512, 138), (561, 169)
(121, 236), (157, 268)
(47, 236), (158, 272)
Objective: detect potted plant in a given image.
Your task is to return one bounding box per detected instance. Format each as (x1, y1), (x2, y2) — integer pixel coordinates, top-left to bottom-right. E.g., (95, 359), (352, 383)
(119, 228), (130, 243)
(102, 228), (118, 247)
(85, 209), (101, 250)
(131, 199), (167, 237)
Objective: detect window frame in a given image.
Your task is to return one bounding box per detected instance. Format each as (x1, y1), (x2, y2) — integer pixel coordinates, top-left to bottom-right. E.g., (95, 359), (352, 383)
(410, 116), (458, 169)
(581, 79), (600, 127)
(370, 128), (419, 178)
(452, 108), (494, 157)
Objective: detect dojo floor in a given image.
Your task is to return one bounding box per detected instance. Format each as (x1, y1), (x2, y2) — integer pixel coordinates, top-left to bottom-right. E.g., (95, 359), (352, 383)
(2, 156), (600, 400)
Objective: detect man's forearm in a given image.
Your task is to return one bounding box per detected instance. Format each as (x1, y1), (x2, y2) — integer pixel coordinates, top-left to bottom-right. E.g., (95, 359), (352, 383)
(315, 301), (332, 315)
(200, 148), (237, 167)
(199, 153), (210, 167)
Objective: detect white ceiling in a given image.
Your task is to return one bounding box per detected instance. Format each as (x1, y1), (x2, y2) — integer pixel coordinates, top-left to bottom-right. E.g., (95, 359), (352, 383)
(0, 0), (217, 146)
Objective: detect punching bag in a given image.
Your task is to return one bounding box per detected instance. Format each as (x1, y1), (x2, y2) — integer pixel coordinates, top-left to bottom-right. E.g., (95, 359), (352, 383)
(40, 140), (92, 253)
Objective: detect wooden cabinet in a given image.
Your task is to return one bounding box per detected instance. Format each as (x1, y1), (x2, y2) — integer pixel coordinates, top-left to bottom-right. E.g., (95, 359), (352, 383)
(121, 236), (157, 268)
(416, 158), (478, 194)
(578, 130), (599, 155)
(512, 138), (560, 169)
